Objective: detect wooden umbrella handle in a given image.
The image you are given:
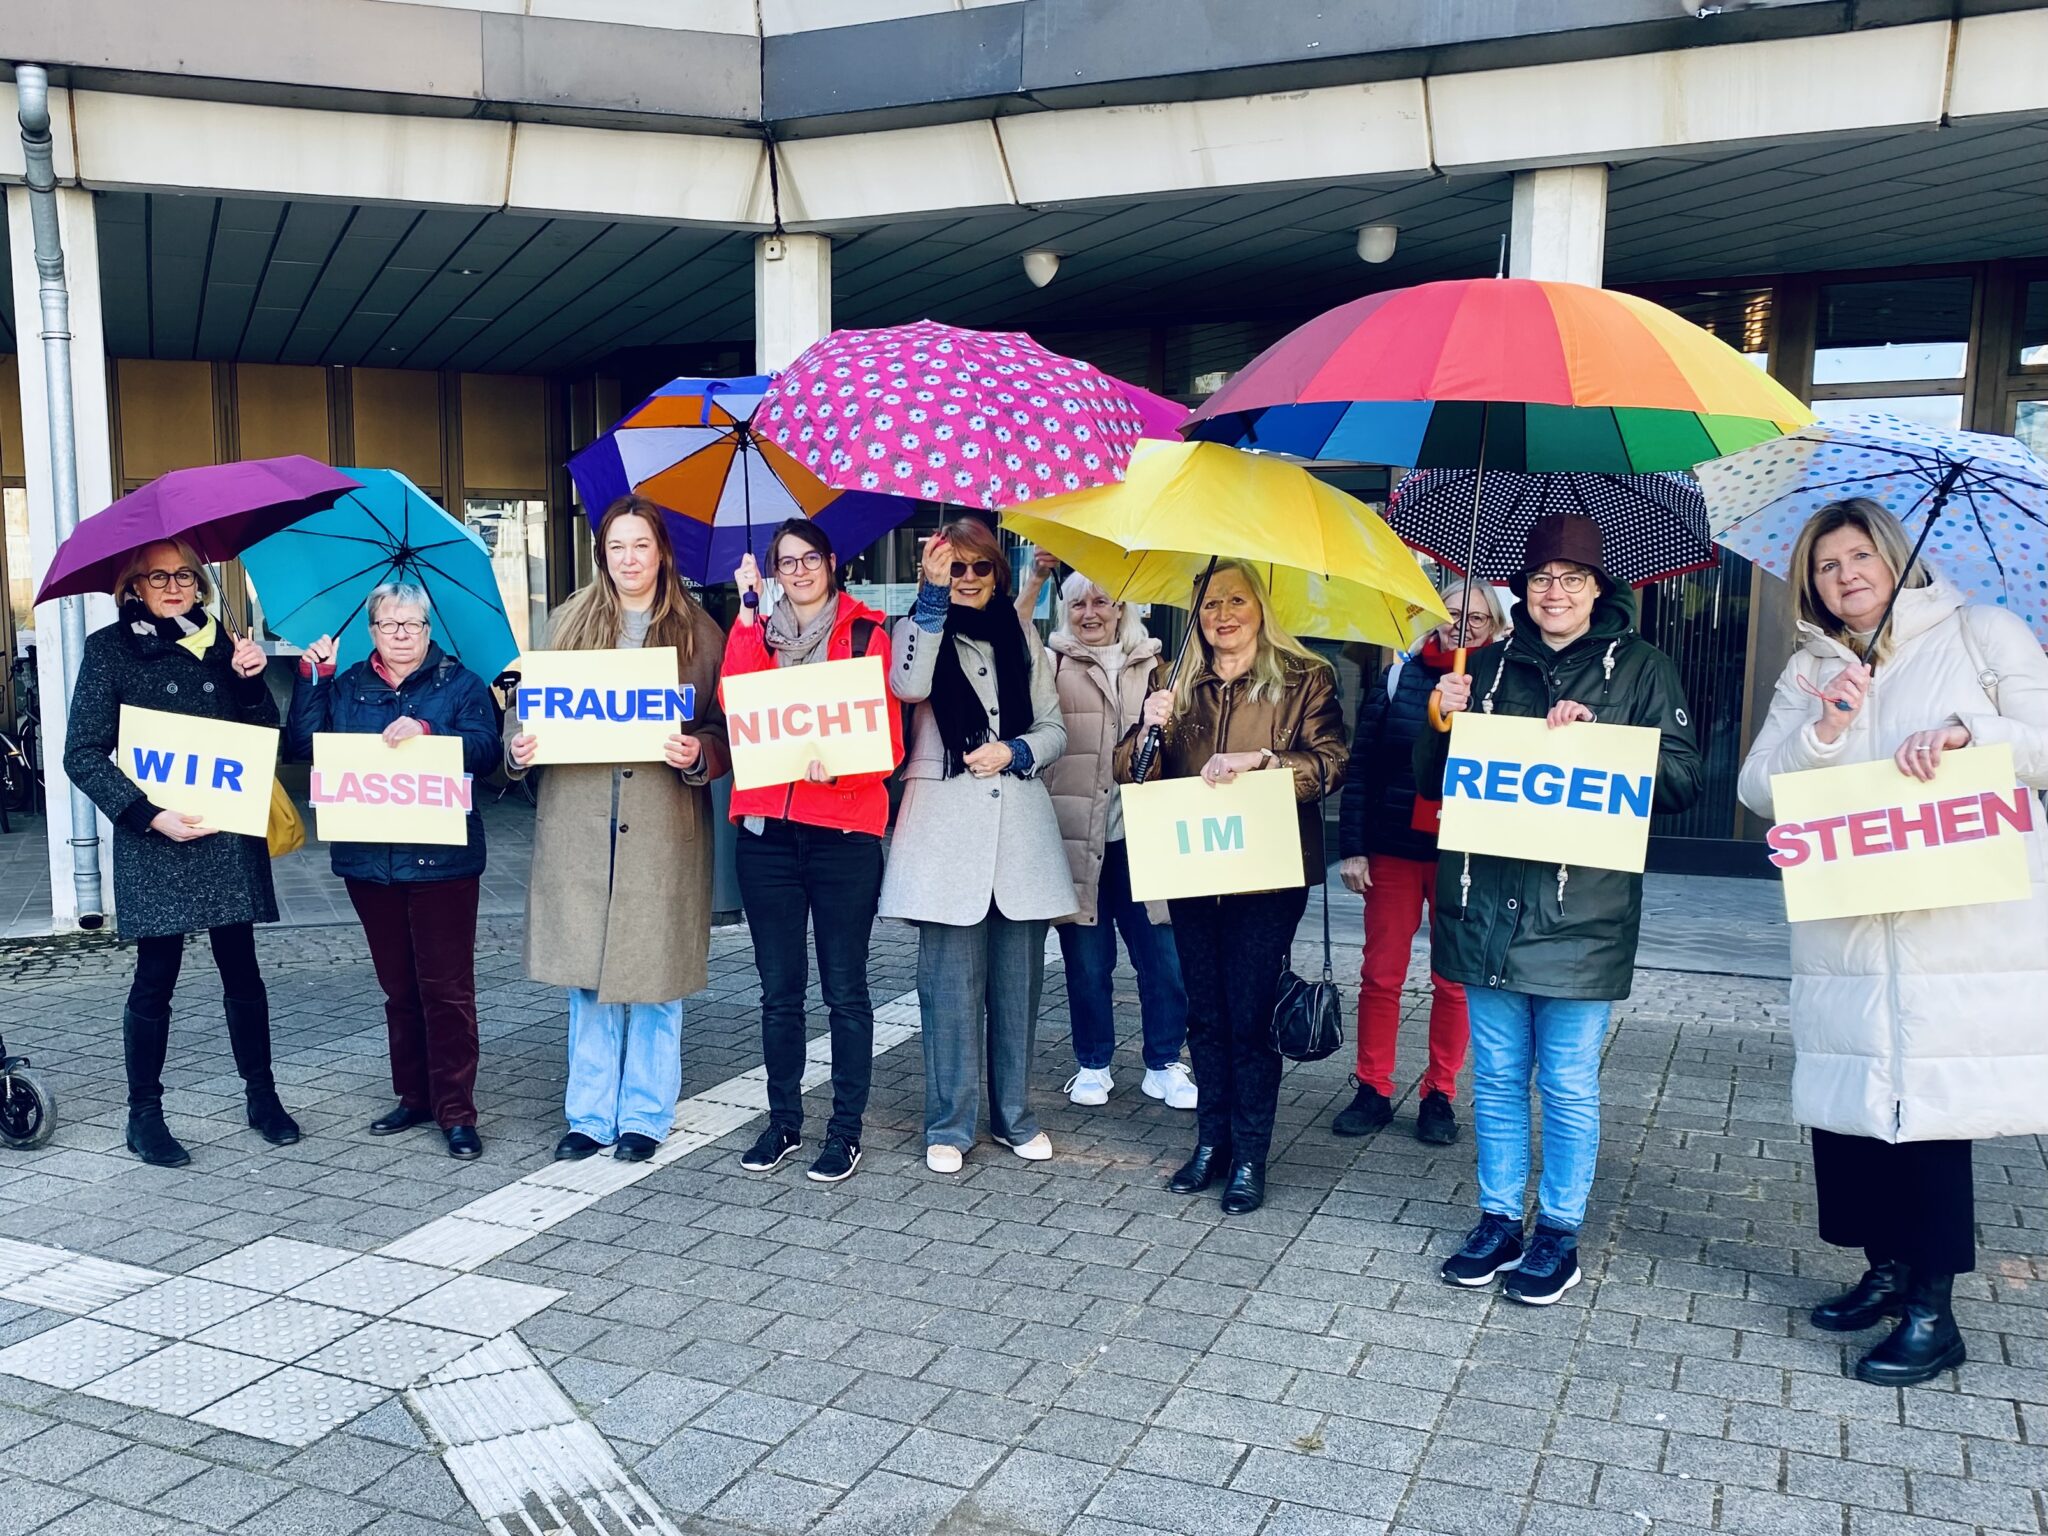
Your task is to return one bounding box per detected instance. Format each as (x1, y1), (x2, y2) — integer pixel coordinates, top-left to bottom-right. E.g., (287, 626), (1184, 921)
(1427, 647), (1468, 733)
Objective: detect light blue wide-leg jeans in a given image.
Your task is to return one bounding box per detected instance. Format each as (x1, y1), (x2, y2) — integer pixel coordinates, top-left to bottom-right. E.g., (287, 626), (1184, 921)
(1464, 986), (1611, 1232)
(565, 988), (684, 1143)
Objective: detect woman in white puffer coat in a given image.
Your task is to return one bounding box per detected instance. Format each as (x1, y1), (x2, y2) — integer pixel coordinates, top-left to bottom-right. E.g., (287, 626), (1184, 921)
(1738, 497), (2048, 1389)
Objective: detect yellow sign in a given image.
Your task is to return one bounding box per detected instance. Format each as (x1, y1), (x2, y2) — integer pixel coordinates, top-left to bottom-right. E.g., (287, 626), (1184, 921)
(722, 655), (896, 792)
(116, 704), (279, 839)
(308, 734), (470, 846)
(1767, 745), (2033, 922)
(1123, 769), (1305, 902)
(511, 647), (694, 766)
(1435, 712), (1662, 875)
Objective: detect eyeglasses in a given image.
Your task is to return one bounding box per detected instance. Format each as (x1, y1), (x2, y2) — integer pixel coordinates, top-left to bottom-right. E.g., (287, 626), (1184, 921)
(1524, 571), (1591, 595)
(774, 551), (826, 575)
(371, 619), (428, 638)
(142, 569), (200, 590)
(950, 559), (996, 579)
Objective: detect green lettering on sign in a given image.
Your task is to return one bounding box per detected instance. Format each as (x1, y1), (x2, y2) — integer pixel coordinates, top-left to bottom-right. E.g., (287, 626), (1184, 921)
(1202, 816), (1244, 853)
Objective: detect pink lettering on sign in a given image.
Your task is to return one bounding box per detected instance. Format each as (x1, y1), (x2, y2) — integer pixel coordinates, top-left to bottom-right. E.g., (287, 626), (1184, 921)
(1767, 788), (2033, 868)
(308, 771), (474, 812)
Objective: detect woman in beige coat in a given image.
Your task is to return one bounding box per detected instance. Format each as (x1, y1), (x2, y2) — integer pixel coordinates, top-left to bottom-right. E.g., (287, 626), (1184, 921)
(506, 496), (729, 1164)
(1738, 497), (2048, 1387)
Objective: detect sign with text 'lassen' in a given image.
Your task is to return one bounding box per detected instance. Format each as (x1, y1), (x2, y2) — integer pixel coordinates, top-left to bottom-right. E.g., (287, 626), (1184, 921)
(1122, 768), (1305, 902)
(722, 654), (895, 792)
(512, 647), (695, 765)
(1767, 745), (2032, 921)
(309, 733), (470, 846)
(1435, 712), (1661, 875)
(117, 704), (278, 839)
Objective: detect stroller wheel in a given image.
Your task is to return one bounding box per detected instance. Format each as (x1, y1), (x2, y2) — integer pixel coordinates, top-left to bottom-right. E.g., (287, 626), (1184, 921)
(0, 1065), (55, 1150)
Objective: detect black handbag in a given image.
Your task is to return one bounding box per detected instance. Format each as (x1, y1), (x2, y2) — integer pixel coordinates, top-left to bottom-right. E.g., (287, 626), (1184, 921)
(1271, 758), (1345, 1064)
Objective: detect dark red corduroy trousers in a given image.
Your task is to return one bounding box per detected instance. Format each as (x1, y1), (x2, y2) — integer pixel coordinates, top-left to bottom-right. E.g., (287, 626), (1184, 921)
(344, 876), (481, 1128)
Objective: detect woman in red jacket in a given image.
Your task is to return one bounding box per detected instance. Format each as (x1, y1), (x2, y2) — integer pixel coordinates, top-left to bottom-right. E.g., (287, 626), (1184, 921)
(722, 518), (903, 1184)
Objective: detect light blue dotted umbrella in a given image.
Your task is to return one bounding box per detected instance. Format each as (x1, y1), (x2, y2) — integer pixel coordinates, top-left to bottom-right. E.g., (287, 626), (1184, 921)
(1698, 412), (2048, 649)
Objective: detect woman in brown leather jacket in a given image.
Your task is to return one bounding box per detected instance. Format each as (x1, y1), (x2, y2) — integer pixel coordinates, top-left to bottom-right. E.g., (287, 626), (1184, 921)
(1117, 560), (1347, 1214)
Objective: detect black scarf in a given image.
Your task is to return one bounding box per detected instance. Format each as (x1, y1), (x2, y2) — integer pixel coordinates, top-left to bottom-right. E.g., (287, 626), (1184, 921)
(930, 601), (1034, 779)
(122, 597), (209, 647)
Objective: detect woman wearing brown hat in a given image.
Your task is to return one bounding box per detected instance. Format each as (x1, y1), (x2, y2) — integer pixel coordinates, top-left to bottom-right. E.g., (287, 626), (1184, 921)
(1415, 513), (1702, 1304)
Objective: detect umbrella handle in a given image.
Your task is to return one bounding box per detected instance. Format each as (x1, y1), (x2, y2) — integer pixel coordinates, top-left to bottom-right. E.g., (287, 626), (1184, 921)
(1427, 647), (1467, 733)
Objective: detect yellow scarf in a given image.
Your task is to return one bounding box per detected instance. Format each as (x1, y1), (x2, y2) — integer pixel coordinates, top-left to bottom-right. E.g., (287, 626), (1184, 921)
(175, 616), (218, 659)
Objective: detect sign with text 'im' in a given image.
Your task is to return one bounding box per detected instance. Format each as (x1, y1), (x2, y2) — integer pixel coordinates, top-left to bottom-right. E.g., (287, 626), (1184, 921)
(1435, 712), (1662, 875)
(722, 654), (895, 791)
(309, 733), (471, 846)
(1122, 768), (1304, 902)
(117, 705), (279, 838)
(512, 647), (696, 766)
(1767, 745), (2032, 921)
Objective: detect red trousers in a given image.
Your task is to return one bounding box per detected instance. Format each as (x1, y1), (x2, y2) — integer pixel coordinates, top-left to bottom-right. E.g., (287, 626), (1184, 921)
(346, 876), (481, 1128)
(1354, 853), (1468, 1100)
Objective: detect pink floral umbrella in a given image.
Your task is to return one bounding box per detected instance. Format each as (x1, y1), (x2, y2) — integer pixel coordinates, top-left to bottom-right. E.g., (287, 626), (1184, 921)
(756, 321), (1149, 513)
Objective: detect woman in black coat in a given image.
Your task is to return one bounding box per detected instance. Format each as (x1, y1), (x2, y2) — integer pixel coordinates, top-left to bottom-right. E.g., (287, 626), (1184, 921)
(64, 538), (298, 1168)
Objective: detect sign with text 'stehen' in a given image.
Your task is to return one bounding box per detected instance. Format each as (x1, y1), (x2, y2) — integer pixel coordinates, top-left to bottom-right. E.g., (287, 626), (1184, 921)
(1767, 744), (2033, 921)
(1122, 768), (1305, 902)
(308, 733), (470, 846)
(117, 704), (279, 839)
(1435, 712), (1662, 875)
(512, 647), (695, 766)
(722, 654), (895, 792)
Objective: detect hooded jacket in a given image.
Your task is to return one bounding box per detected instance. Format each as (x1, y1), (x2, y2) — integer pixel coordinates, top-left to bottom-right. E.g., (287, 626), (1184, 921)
(1737, 580), (2048, 1143)
(1414, 587), (1702, 1000)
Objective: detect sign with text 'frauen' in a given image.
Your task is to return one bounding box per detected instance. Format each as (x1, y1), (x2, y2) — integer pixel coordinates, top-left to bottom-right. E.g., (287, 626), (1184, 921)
(309, 733), (470, 846)
(117, 704), (278, 838)
(1122, 768), (1305, 902)
(512, 647), (695, 766)
(1767, 745), (2032, 921)
(1435, 712), (1661, 875)
(722, 654), (895, 791)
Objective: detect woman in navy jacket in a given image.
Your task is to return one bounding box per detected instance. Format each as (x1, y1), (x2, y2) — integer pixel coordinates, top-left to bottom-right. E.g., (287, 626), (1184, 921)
(286, 582), (502, 1158)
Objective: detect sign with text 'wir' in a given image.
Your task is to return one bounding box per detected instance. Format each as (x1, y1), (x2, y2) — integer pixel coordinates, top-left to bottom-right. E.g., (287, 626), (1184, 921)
(1435, 712), (1661, 874)
(1122, 769), (1304, 902)
(117, 705), (278, 838)
(512, 647), (695, 765)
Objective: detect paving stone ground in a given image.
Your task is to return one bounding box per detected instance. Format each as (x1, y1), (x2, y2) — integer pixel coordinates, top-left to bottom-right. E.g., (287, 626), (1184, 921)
(0, 888), (2043, 1536)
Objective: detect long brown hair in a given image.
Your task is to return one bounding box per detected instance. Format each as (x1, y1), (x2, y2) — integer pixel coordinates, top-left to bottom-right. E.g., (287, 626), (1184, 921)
(938, 517), (1011, 598)
(549, 497), (702, 657)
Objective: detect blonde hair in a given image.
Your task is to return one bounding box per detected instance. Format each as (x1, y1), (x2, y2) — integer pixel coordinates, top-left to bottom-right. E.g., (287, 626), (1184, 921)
(1172, 560), (1328, 714)
(549, 496), (703, 658)
(1790, 497), (1930, 661)
(1052, 569), (1147, 648)
(115, 538), (217, 609)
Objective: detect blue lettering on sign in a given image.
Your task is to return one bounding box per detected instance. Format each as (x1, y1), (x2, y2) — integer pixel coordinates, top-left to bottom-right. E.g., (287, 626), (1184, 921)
(127, 748), (247, 793)
(1443, 755), (1651, 818)
(130, 747), (176, 783)
(515, 685), (697, 723)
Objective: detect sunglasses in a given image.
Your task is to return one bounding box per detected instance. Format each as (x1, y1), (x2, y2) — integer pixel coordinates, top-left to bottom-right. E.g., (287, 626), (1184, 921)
(950, 559), (996, 579)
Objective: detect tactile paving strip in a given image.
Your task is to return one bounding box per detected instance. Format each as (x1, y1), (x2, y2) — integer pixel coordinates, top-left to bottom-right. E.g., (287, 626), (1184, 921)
(190, 1237), (359, 1294)
(441, 1422), (684, 1536)
(0, 1318), (168, 1389)
(81, 1341), (277, 1416)
(392, 1274), (562, 1338)
(192, 1366), (390, 1447)
(377, 1217), (532, 1273)
(189, 1296), (367, 1363)
(93, 1276), (268, 1339)
(456, 1183), (601, 1233)
(0, 1238), (67, 1290)
(287, 1255), (450, 1316)
(5, 1254), (165, 1315)
(301, 1318), (482, 1389)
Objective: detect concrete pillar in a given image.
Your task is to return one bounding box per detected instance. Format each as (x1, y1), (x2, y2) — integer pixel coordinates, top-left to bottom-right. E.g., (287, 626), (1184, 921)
(5, 184), (118, 929)
(1508, 165), (1608, 286)
(753, 233), (832, 372)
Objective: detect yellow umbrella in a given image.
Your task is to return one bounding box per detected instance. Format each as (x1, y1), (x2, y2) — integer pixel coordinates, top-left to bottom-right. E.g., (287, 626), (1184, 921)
(1003, 439), (1449, 646)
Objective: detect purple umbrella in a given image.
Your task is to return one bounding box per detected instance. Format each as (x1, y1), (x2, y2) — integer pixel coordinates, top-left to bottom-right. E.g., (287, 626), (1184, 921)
(36, 456), (361, 604)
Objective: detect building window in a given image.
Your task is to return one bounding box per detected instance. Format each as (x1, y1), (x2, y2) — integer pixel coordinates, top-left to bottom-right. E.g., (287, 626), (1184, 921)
(2016, 400), (2048, 460)
(2018, 280), (2048, 370)
(1808, 276), (1972, 430)
(463, 499), (548, 655)
(1652, 287), (1773, 372)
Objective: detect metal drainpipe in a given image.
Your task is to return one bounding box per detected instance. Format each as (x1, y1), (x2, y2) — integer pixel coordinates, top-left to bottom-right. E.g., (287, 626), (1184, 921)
(15, 65), (104, 928)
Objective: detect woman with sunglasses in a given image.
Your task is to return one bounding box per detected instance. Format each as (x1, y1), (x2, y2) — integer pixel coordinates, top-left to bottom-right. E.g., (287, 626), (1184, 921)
(880, 519), (1076, 1174)
(64, 539), (298, 1167)
(723, 520), (903, 1185)
(285, 583), (501, 1160)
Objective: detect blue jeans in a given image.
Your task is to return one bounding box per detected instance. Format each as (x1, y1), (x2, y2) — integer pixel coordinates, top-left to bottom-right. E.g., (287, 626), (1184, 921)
(1465, 987), (1611, 1232)
(565, 988), (684, 1143)
(1057, 839), (1189, 1072)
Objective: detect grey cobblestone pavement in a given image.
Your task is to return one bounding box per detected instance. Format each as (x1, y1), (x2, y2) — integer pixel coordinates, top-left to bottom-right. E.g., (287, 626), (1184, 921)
(0, 881), (2042, 1536)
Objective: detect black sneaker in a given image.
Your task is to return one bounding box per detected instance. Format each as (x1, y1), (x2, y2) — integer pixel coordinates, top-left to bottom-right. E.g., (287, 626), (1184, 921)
(740, 1123), (802, 1173)
(1415, 1090), (1459, 1146)
(1332, 1080), (1394, 1137)
(1502, 1225), (1582, 1306)
(806, 1136), (861, 1184)
(1441, 1212), (1525, 1288)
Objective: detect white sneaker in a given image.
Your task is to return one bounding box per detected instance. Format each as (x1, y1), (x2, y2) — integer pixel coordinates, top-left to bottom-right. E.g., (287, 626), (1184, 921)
(1143, 1063), (1200, 1110)
(1064, 1068), (1114, 1107)
(925, 1144), (964, 1174)
(997, 1131), (1053, 1161)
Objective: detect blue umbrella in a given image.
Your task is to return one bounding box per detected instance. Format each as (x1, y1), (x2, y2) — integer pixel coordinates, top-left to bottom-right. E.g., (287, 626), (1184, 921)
(240, 468), (521, 680)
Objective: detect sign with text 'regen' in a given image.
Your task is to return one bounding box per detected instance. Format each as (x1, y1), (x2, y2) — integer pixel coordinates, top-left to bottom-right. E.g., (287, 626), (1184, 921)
(1435, 712), (1662, 875)
(1122, 769), (1305, 902)
(309, 733), (470, 846)
(512, 647), (696, 766)
(1767, 745), (2033, 921)
(117, 704), (279, 839)
(722, 654), (895, 792)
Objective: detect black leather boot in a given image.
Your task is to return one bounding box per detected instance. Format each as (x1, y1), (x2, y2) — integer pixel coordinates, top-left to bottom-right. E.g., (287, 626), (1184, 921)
(124, 1105), (191, 1167)
(1168, 1142), (1231, 1194)
(122, 1007), (189, 1167)
(1855, 1271), (1966, 1386)
(1811, 1257), (1910, 1332)
(1220, 1160), (1266, 1215)
(226, 998), (301, 1146)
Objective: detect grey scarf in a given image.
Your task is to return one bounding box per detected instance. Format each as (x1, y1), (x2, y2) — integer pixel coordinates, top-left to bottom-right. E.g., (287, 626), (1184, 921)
(763, 594), (839, 668)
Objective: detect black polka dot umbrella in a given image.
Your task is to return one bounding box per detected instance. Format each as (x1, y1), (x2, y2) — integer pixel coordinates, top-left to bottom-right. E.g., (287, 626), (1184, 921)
(1386, 468), (1718, 588)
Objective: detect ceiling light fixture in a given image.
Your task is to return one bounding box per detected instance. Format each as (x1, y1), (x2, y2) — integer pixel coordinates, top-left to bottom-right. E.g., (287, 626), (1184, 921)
(1355, 224), (1399, 264)
(1022, 250), (1061, 288)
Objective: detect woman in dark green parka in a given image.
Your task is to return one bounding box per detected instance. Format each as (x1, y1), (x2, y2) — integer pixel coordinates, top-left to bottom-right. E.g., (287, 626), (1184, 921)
(1415, 513), (1702, 1305)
